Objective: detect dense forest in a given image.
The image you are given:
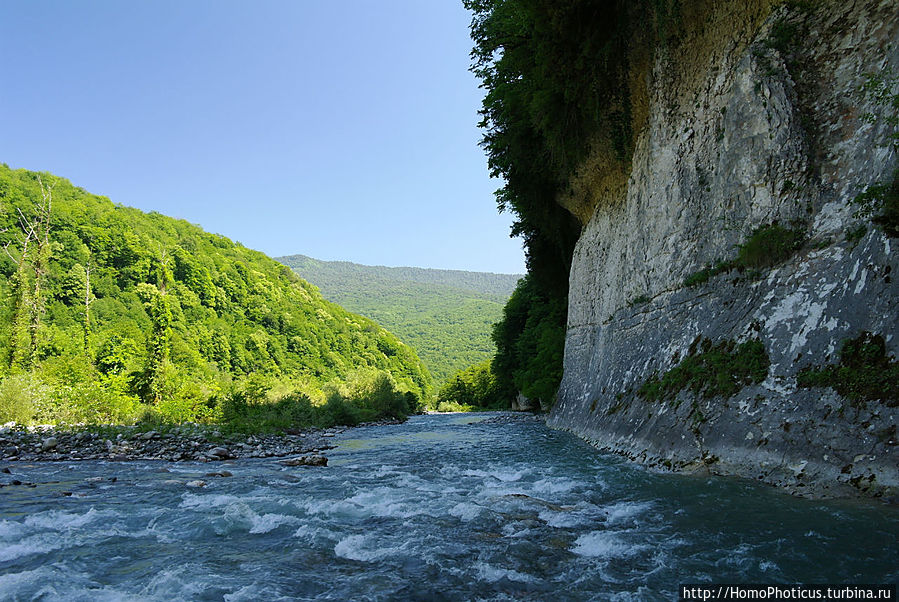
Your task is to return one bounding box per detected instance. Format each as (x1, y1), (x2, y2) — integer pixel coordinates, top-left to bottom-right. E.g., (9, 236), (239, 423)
(277, 254), (520, 386)
(466, 0), (669, 406)
(0, 164), (432, 430)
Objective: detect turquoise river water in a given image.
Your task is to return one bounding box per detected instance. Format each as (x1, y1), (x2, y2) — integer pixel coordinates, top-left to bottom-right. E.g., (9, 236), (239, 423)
(1, 413), (897, 600)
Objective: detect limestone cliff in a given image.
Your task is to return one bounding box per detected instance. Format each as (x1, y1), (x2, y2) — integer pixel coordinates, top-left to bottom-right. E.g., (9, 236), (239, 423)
(548, 0), (898, 499)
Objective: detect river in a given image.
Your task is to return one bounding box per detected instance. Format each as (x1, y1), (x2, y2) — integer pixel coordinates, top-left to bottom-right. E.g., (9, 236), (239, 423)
(1, 413), (897, 600)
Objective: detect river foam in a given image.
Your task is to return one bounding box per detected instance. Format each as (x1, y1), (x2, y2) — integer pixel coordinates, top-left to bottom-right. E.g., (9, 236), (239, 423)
(1, 413), (897, 600)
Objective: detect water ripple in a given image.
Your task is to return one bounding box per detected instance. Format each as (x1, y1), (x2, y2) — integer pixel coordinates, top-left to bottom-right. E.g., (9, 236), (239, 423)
(1, 413), (897, 600)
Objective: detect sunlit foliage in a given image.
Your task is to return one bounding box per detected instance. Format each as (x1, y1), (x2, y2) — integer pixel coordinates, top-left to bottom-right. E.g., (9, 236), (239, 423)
(0, 165), (431, 429)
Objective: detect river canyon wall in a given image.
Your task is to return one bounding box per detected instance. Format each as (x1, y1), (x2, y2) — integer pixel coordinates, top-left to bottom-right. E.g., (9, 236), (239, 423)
(548, 0), (898, 499)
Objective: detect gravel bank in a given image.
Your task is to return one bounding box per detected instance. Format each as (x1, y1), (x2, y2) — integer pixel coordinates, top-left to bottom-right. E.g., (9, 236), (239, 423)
(0, 419), (401, 463)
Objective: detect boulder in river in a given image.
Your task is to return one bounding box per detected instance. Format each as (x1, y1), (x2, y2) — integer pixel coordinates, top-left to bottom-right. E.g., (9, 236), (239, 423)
(208, 446), (231, 460)
(279, 454), (327, 467)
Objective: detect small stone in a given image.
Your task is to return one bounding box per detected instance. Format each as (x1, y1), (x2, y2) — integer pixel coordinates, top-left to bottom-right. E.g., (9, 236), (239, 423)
(41, 437), (58, 451)
(1, 467), (10, 474)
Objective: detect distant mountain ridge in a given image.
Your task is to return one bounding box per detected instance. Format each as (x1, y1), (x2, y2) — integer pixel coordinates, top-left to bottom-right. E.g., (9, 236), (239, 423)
(277, 254), (522, 384)
(278, 255), (521, 301)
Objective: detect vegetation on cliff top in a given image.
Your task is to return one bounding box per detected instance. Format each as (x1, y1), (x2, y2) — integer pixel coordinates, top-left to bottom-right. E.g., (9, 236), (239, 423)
(466, 0), (677, 405)
(0, 164), (431, 430)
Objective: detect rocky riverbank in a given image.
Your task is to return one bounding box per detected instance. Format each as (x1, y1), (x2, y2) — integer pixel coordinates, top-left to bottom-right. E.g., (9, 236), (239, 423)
(0, 419), (400, 463)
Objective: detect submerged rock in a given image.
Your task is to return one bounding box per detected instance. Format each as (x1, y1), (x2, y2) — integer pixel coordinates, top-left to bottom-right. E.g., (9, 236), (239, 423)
(205, 470), (233, 478)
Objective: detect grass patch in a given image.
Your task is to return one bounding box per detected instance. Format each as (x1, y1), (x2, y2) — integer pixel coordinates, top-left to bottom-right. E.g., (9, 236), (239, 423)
(683, 260), (731, 287)
(734, 223), (805, 269)
(851, 169), (899, 237)
(638, 338), (770, 402)
(683, 223), (805, 287)
(797, 331), (899, 407)
(845, 224), (867, 247)
(628, 294), (651, 306)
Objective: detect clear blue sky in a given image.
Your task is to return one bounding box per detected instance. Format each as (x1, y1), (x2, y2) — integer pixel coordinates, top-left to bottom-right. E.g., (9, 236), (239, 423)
(1, 1), (525, 274)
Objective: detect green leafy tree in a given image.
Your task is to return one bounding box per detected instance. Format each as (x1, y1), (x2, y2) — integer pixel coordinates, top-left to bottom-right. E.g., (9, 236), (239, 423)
(492, 274), (566, 406)
(437, 359), (510, 409)
(0, 163), (432, 427)
(134, 282), (172, 404)
(466, 1), (680, 405)
(3, 174), (54, 370)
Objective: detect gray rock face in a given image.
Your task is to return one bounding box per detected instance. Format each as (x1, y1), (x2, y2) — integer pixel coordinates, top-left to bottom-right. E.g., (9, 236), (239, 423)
(511, 393), (539, 412)
(207, 447), (231, 460)
(549, 0), (898, 499)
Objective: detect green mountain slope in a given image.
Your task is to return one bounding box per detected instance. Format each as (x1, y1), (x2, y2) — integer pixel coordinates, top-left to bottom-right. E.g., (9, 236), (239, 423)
(0, 165), (431, 424)
(276, 254), (522, 384)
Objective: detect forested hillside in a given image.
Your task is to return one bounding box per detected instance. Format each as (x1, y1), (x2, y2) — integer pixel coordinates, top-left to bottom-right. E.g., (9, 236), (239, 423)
(0, 165), (431, 428)
(277, 254), (521, 384)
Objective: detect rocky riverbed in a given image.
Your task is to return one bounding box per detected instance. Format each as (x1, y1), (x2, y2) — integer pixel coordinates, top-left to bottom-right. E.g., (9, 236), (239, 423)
(0, 420), (398, 464)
